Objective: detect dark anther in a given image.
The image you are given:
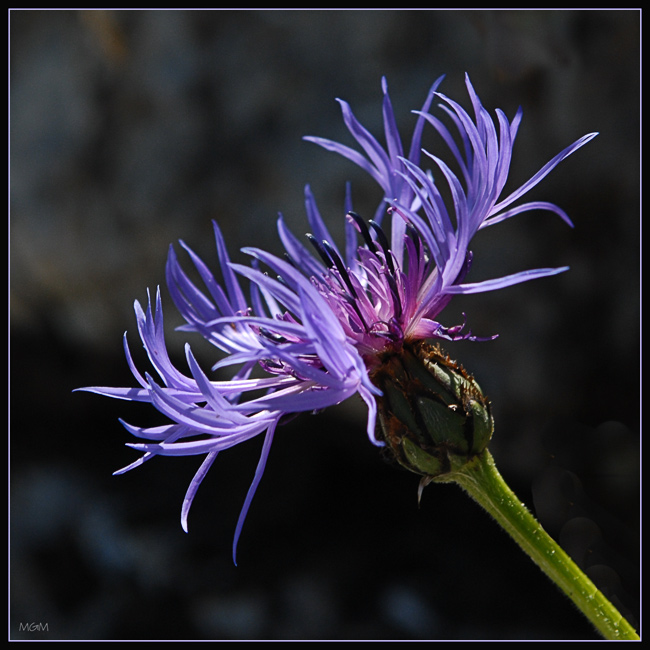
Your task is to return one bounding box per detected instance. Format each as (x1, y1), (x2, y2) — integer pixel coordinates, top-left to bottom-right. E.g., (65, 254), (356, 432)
(275, 274), (290, 288)
(384, 272), (403, 319)
(368, 220), (396, 275)
(259, 328), (288, 344)
(283, 252), (297, 268)
(340, 291), (370, 332)
(322, 241), (359, 300)
(346, 211), (377, 252)
(307, 226), (370, 333)
(306, 233), (334, 269)
(405, 222), (422, 259)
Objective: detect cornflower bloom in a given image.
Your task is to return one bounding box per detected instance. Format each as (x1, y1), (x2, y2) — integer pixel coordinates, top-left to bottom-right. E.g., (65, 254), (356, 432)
(81, 74), (597, 564)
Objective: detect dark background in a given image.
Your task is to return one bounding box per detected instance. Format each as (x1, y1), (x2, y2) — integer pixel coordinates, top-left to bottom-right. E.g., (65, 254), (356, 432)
(10, 9), (640, 641)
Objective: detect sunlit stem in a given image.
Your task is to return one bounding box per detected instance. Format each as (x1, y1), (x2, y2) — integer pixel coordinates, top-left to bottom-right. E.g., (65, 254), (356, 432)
(435, 449), (639, 640)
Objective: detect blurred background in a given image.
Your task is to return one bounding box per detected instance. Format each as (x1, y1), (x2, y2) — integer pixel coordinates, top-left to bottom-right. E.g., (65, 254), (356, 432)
(10, 9), (640, 641)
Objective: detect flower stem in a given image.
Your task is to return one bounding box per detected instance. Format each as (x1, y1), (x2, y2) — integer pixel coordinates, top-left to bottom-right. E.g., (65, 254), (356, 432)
(436, 449), (639, 640)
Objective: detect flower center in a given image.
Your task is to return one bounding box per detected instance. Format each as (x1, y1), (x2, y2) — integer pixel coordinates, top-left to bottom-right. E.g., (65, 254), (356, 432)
(307, 212), (431, 358)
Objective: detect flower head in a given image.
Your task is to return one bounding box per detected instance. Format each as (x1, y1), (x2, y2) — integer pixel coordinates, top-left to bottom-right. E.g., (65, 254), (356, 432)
(80, 74), (597, 563)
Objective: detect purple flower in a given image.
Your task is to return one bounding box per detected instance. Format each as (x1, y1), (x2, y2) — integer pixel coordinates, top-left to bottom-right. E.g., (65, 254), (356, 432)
(80, 74), (597, 563)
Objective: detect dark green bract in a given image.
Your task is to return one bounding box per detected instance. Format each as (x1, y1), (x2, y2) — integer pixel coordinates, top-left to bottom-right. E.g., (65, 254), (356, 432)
(371, 341), (494, 477)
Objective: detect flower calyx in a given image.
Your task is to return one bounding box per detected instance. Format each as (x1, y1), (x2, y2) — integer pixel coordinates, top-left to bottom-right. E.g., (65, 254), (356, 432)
(371, 340), (494, 481)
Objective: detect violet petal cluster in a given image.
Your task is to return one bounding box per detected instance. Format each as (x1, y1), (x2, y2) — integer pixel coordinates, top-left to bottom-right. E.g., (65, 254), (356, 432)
(81, 74), (597, 562)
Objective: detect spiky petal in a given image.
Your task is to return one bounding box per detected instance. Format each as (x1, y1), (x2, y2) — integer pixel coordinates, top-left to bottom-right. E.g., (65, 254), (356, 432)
(79, 74), (596, 562)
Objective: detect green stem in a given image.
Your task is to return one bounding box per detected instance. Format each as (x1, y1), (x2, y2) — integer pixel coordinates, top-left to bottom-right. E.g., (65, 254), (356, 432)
(436, 449), (639, 640)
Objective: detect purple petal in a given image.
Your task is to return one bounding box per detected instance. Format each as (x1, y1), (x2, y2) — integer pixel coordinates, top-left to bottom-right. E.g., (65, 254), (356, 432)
(181, 451), (218, 533)
(492, 132), (598, 215)
(232, 418), (279, 565)
(445, 266), (570, 295)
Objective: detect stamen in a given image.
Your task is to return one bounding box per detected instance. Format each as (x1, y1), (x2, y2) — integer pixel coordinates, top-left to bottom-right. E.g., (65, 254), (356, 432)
(283, 252), (297, 268)
(307, 232), (369, 332)
(384, 271), (403, 320)
(346, 211), (377, 251)
(259, 328), (288, 344)
(259, 359), (286, 374)
(340, 292), (371, 333)
(368, 220), (396, 275)
(275, 274), (290, 289)
(322, 240), (359, 300)
(405, 222), (422, 259)
(306, 234), (334, 269)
